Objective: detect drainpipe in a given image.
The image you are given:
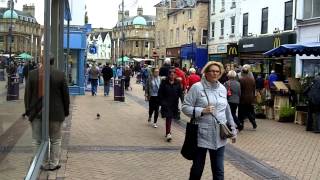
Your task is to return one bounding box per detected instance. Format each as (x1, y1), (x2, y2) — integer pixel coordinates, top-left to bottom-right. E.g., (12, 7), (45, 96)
(207, 0), (210, 62)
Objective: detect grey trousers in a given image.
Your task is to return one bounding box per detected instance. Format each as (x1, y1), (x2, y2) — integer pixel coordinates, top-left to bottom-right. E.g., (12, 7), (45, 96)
(31, 118), (62, 166)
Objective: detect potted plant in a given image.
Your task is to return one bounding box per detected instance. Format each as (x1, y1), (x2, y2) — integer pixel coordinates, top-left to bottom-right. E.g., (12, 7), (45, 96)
(279, 106), (295, 122)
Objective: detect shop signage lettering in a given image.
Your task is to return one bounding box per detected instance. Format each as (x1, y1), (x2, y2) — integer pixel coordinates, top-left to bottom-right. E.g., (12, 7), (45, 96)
(273, 37), (281, 48)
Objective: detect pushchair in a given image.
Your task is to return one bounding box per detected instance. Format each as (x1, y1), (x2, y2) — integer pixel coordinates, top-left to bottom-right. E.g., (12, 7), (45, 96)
(136, 72), (142, 83)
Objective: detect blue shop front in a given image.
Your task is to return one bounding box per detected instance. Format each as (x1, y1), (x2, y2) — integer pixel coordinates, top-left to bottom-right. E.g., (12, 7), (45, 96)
(180, 43), (208, 69)
(64, 25), (89, 95)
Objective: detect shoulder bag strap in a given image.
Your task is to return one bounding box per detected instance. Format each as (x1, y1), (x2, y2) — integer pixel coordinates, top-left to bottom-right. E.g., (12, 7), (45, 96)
(200, 82), (221, 124)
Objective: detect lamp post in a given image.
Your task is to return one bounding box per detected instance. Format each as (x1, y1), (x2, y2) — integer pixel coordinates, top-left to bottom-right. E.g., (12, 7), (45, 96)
(189, 26), (196, 67)
(121, 0), (124, 68)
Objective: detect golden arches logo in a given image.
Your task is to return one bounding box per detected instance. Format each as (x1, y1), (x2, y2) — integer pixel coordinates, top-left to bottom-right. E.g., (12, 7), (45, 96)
(228, 47), (237, 55)
(273, 37), (281, 48)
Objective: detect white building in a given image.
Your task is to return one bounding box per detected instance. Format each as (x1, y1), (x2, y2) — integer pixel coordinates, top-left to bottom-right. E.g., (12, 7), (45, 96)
(87, 30), (112, 64)
(208, 0), (241, 64)
(295, 0), (320, 78)
(237, 0), (296, 79)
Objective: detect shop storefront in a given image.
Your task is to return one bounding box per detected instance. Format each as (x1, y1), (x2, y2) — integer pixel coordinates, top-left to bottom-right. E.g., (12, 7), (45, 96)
(238, 31), (296, 79)
(166, 47), (180, 65)
(64, 25), (89, 95)
(180, 43), (208, 69)
(296, 19), (320, 78)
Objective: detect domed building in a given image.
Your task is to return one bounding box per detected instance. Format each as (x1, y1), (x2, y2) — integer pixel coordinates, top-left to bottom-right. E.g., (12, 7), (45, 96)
(0, 3), (42, 61)
(112, 7), (155, 64)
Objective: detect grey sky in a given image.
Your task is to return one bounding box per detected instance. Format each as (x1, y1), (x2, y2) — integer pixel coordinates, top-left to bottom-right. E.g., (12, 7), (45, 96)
(0, 0), (160, 28)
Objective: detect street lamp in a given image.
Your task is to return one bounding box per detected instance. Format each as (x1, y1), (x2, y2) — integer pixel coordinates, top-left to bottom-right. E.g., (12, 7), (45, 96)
(188, 26), (196, 67)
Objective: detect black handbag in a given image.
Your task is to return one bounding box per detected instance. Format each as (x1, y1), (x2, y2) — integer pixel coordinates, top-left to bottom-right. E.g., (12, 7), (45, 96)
(181, 107), (198, 160)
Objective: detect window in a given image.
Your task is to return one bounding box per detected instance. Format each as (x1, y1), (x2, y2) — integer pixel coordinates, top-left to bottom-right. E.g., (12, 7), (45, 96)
(201, 29), (208, 45)
(221, 0), (225, 12)
(231, 16), (235, 34)
(145, 41), (149, 48)
(220, 19), (224, 36)
(162, 30), (165, 46)
(261, 7), (268, 34)
(135, 41), (139, 47)
(303, 0), (320, 19)
(231, 0), (236, 8)
(212, 0), (215, 14)
(157, 31), (160, 47)
(188, 9), (192, 20)
(173, 15), (177, 24)
(243, 13), (248, 37)
(284, 1), (293, 30)
(0, 36), (3, 43)
(170, 29), (173, 44)
(211, 22), (215, 38)
(176, 28), (180, 43)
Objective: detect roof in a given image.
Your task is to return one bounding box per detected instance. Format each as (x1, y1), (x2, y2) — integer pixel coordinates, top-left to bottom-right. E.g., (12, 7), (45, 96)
(132, 16), (147, 25)
(115, 15), (155, 27)
(2, 9), (18, 19)
(0, 8), (37, 23)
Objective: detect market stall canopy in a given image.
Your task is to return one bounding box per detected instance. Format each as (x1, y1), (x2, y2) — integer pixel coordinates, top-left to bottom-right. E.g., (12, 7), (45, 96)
(263, 42), (320, 57)
(132, 58), (154, 62)
(117, 56), (133, 63)
(17, 53), (33, 60)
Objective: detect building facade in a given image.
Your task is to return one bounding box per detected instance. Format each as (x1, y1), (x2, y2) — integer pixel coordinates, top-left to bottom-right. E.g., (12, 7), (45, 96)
(208, 0), (241, 65)
(112, 8), (155, 65)
(295, 0), (320, 78)
(0, 3), (42, 61)
(87, 28), (112, 64)
(155, 0), (209, 68)
(238, 0), (296, 79)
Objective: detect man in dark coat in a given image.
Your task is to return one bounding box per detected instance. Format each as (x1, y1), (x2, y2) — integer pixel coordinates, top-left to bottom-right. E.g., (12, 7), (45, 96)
(238, 67), (257, 131)
(101, 63), (113, 96)
(305, 74), (320, 132)
(159, 58), (171, 77)
(24, 55), (70, 171)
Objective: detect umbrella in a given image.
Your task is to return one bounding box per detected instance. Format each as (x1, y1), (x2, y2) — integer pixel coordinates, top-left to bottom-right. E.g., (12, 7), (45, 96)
(18, 53), (33, 60)
(263, 42), (320, 57)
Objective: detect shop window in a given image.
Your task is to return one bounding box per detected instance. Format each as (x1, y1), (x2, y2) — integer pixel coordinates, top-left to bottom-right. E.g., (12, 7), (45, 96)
(261, 7), (268, 34)
(284, 1), (293, 30)
(303, 59), (320, 77)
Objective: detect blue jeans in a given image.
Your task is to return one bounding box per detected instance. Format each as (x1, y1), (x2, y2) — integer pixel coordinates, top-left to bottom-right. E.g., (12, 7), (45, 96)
(104, 80), (110, 95)
(91, 79), (98, 95)
(189, 146), (225, 180)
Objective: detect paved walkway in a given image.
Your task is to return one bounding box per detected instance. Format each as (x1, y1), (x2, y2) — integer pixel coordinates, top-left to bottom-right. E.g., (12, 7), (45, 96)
(1, 77), (319, 179)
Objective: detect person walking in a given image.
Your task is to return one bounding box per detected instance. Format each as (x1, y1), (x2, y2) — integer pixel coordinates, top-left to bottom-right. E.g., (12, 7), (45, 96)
(224, 70), (241, 131)
(89, 63), (100, 96)
(186, 67), (201, 91)
(101, 63), (113, 96)
(238, 66), (257, 131)
(124, 65), (132, 91)
(182, 61), (237, 180)
(158, 68), (183, 142)
(24, 55), (70, 171)
(145, 67), (161, 128)
(159, 58), (171, 78)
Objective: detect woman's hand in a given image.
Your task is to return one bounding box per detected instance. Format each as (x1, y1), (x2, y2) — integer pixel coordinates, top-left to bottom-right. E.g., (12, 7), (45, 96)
(202, 106), (215, 114)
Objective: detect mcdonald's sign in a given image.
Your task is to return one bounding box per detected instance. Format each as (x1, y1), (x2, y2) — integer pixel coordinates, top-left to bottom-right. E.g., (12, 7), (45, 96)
(273, 37), (281, 48)
(227, 45), (238, 58)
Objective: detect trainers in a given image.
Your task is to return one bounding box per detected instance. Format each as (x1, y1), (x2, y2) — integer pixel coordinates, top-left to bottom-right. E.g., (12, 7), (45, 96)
(166, 133), (172, 142)
(153, 123), (158, 128)
(253, 123), (257, 129)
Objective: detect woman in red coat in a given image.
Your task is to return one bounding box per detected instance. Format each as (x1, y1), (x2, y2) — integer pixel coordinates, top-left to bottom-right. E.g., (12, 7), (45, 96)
(187, 68), (201, 91)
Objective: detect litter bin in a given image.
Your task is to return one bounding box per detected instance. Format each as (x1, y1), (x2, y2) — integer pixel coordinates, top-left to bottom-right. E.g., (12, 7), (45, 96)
(114, 78), (125, 102)
(0, 69), (5, 81)
(7, 76), (19, 101)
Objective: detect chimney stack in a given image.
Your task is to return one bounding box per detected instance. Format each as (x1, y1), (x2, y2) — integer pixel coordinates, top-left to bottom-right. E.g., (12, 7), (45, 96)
(137, 7), (143, 16)
(23, 4), (35, 17)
